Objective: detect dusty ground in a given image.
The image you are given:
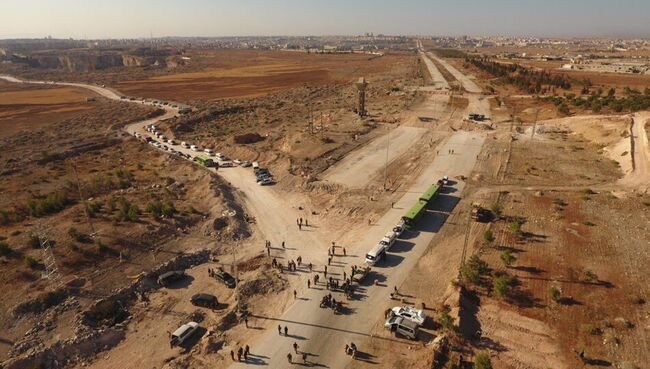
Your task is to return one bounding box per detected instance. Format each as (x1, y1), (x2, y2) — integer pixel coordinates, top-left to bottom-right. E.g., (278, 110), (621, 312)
(2, 43), (650, 369)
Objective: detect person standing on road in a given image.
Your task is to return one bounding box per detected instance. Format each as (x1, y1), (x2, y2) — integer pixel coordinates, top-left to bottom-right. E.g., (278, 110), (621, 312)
(282, 241), (285, 249)
(284, 326), (288, 336)
(305, 219), (309, 227)
(307, 279), (311, 289)
(293, 290), (297, 299)
(343, 247), (346, 256)
(308, 263), (313, 272)
(302, 352), (308, 364)
(278, 324), (282, 335)
(328, 257), (332, 265)
(343, 271), (347, 280)
(245, 344), (250, 356)
(287, 353), (293, 364)
(266, 246), (270, 256)
(237, 347), (242, 361)
(244, 316), (249, 328)
(230, 350), (235, 361)
(293, 342), (299, 353)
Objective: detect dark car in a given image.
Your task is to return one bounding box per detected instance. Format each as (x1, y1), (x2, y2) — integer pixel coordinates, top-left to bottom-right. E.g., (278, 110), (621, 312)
(191, 293), (219, 308)
(157, 270), (185, 286)
(213, 269), (236, 288)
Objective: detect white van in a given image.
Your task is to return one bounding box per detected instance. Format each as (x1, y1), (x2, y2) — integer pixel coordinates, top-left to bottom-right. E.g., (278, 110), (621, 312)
(384, 316), (419, 340)
(204, 148), (215, 156)
(365, 243), (387, 266)
(170, 322), (199, 346)
(190, 145), (200, 152)
(181, 141), (190, 149)
(252, 162), (260, 169)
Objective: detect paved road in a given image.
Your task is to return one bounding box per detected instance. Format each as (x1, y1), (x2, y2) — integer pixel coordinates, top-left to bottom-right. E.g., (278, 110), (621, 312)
(229, 132), (485, 369)
(428, 54), (482, 94)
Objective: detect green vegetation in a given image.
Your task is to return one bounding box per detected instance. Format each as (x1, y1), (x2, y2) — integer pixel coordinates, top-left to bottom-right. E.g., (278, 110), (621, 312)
(581, 324), (601, 335)
(549, 286), (562, 302)
(68, 227), (91, 243)
(585, 270), (598, 282)
(85, 200), (103, 218)
(23, 255), (38, 269)
(438, 310), (457, 333)
(27, 191), (71, 217)
(28, 233), (41, 249)
(508, 217), (523, 236)
(500, 249), (517, 267)
(542, 87), (650, 113)
(115, 169), (135, 189)
(114, 197), (140, 222)
(483, 230), (495, 243)
(467, 57), (571, 93)
(493, 274), (512, 299)
(461, 254), (489, 285)
(474, 351), (493, 369)
(146, 200), (177, 219)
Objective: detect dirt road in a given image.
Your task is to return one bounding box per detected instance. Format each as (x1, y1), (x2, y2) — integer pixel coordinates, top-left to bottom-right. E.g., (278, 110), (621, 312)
(620, 112), (650, 189)
(419, 51), (450, 90)
(228, 131), (485, 369)
(323, 125), (428, 188)
(428, 55), (482, 93)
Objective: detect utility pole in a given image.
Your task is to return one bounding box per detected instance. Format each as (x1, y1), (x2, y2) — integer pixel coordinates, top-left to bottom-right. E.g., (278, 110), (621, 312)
(71, 162), (95, 236)
(383, 127), (390, 190)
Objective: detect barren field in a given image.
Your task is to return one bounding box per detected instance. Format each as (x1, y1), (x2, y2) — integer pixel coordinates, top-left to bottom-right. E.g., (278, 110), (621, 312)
(0, 80), (99, 137)
(114, 50), (410, 102)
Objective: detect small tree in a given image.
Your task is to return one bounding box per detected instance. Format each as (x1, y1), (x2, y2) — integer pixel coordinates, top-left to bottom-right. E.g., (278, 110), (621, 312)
(23, 255), (38, 269)
(28, 233), (41, 249)
(549, 286), (561, 302)
(509, 218), (523, 236)
(483, 230), (495, 244)
(474, 351), (493, 369)
(500, 249), (517, 267)
(438, 310), (456, 333)
(493, 274), (512, 299)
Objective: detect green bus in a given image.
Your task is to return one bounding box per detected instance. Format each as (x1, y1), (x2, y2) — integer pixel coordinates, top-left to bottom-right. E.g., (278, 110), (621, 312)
(402, 200), (428, 230)
(194, 156), (215, 168)
(419, 183), (441, 204)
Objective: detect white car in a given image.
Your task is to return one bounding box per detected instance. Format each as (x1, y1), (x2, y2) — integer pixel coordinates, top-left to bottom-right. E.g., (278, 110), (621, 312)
(391, 306), (426, 326)
(190, 145), (200, 152)
(240, 161), (252, 167)
(259, 177), (275, 186)
(442, 176), (449, 185)
(167, 139), (176, 145)
(220, 161), (235, 167)
(205, 149), (215, 156)
(170, 322), (199, 346)
(134, 132), (141, 138)
(181, 141), (190, 149)
(152, 142), (161, 148)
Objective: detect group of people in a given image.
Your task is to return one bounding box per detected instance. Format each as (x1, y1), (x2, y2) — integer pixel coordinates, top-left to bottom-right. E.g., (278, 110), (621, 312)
(230, 344), (251, 362)
(296, 217), (309, 230)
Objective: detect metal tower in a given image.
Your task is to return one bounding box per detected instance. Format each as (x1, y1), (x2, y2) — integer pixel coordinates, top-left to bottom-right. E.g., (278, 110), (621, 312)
(36, 225), (63, 289)
(356, 77), (368, 117)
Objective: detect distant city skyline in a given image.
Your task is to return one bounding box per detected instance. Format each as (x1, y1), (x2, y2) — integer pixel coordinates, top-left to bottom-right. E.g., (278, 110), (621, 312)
(2, 0), (650, 39)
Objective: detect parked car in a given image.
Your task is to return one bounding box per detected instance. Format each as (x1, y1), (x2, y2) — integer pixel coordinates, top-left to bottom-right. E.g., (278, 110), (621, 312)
(220, 161), (235, 167)
(384, 316), (419, 340)
(390, 306), (427, 326)
(170, 322), (199, 346)
(157, 270), (185, 286)
(442, 175), (449, 185)
(212, 269), (236, 288)
(191, 293), (219, 308)
(259, 178), (275, 186)
(240, 161), (252, 167)
(205, 148), (215, 156)
(190, 145), (200, 152)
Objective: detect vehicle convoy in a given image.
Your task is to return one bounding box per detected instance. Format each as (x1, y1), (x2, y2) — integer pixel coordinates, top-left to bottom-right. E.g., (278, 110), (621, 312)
(384, 315), (419, 340)
(402, 182), (443, 229)
(170, 322), (200, 346)
(390, 306), (427, 326)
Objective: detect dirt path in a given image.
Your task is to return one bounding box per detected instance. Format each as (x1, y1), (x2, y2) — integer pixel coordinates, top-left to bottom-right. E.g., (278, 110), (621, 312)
(620, 112), (650, 190)
(323, 125), (428, 188)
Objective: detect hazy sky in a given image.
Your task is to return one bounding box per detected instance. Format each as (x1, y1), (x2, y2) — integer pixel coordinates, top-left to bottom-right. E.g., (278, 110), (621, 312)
(2, 0), (650, 39)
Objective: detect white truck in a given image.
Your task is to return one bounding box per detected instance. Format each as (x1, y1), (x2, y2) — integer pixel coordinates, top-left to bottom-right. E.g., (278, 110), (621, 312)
(379, 231), (397, 250)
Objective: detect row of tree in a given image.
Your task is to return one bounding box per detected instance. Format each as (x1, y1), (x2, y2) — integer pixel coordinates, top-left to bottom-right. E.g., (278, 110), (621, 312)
(466, 57), (572, 93)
